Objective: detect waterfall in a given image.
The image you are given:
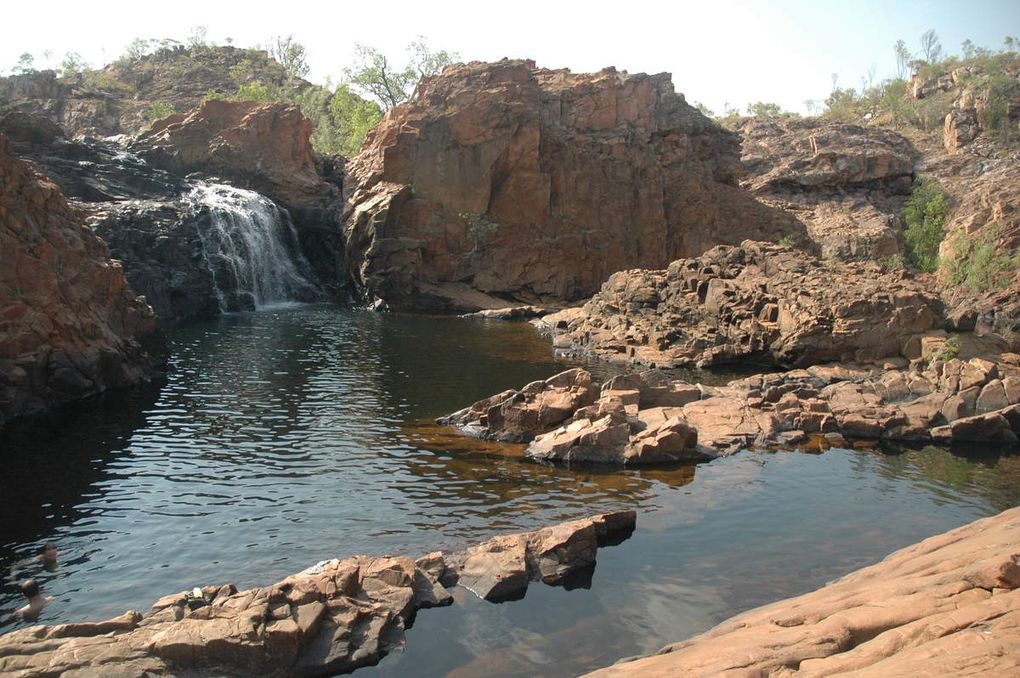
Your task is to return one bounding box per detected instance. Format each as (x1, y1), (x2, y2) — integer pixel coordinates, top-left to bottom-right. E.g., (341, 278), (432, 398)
(187, 183), (321, 313)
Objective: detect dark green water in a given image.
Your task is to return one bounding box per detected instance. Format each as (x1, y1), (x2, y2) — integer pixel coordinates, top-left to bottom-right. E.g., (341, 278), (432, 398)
(1, 306), (1018, 676)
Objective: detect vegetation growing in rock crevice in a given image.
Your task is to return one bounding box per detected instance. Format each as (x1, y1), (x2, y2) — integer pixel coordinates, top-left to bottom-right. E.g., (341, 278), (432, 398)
(945, 224), (1020, 291)
(902, 176), (949, 273)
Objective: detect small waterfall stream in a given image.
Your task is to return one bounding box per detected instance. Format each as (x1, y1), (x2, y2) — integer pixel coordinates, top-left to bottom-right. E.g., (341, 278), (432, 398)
(188, 183), (321, 312)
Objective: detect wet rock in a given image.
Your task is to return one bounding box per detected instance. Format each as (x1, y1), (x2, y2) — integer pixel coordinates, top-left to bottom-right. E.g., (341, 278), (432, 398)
(459, 305), (558, 320)
(343, 59), (804, 312)
(583, 506), (1020, 678)
(437, 368), (599, 442)
(0, 513), (634, 676)
(0, 134), (166, 427)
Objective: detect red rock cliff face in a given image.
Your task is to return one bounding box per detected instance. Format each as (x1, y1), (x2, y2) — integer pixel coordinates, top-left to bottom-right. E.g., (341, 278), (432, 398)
(343, 60), (805, 312)
(0, 134), (165, 426)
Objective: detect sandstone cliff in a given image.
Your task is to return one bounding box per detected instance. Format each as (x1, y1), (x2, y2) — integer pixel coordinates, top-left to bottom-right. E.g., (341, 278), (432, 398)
(741, 117), (918, 261)
(584, 505), (1020, 677)
(0, 134), (165, 427)
(343, 59), (806, 312)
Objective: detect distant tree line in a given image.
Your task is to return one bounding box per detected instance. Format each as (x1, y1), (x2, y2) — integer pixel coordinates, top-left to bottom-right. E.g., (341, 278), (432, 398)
(3, 27), (458, 157)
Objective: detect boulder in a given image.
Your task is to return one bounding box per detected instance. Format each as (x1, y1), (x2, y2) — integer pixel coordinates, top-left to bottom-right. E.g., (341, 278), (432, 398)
(342, 59), (805, 312)
(582, 506), (1020, 677)
(436, 368), (599, 442)
(544, 241), (943, 369)
(0, 134), (166, 427)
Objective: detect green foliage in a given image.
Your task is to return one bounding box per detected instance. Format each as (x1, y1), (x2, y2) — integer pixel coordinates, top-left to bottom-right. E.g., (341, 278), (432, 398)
(777, 235), (796, 248)
(930, 335), (961, 366)
(204, 90), (227, 101)
(345, 38), (458, 108)
(328, 84), (383, 156)
(693, 102), (714, 117)
(459, 212), (500, 249)
(187, 26), (209, 49)
(878, 253), (908, 273)
(58, 52), (88, 78)
(945, 225), (1020, 291)
(145, 101), (175, 123)
(903, 177), (949, 273)
(233, 81), (273, 101)
(14, 52), (35, 74)
(746, 101), (785, 118)
(267, 35), (309, 81)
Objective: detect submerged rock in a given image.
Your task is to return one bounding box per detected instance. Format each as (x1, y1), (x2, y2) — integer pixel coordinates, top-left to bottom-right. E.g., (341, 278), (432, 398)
(0, 512), (635, 676)
(583, 505), (1020, 677)
(343, 59), (804, 312)
(0, 134), (165, 427)
(538, 240), (944, 370)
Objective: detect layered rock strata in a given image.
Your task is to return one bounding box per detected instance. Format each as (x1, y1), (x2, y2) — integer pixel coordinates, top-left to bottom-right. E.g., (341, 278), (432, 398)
(584, 505), (1020, 677)
(0, 512), (635, 677)
(740, 118), (918, 260)
(441, 352), (1020, 459)
(343, 59), (805, 312)
(0, 134), (165, 427)
(538, 241), (944, 370)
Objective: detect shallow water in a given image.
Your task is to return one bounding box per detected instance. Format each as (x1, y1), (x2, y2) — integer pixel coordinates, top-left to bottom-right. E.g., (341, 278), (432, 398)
(1, 306), (1018, 676)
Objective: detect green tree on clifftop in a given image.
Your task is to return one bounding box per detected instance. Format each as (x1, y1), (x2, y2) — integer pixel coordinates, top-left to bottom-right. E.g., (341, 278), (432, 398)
(345, 38), (458, 108)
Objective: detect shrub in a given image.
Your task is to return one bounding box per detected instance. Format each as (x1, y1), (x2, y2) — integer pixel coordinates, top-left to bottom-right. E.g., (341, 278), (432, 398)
(145, 101), (175, 123)
(459, 212), (499, 249)
(903, 177), (949, 272)
(945, 225), (1019, 291)
(233, 81), (273, 102)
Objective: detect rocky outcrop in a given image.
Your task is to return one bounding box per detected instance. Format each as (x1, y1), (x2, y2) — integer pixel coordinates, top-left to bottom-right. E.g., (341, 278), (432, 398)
(0, 512), (634, 676)
(0, 134), (165, 426)
(342, 59), (805, 312)
(441, 349), (1020, 457)
(131, 99), (344, 289)
(539, 241), (944, 370)
(0, 46), (298, 137)
(584, 505), (1020, 677)
(740, 117), (918, 260)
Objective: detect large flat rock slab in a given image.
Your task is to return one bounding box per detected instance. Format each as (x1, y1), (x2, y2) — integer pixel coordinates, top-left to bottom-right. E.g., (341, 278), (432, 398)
(583, 506), (1020, 677)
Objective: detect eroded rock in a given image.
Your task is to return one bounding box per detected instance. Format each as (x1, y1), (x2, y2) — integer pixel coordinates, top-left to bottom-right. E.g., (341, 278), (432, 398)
(343, 59), (805, 312)
(0, 512), (635, 676)
(539, 240), (943, 370)
(0, 134), (166, 427)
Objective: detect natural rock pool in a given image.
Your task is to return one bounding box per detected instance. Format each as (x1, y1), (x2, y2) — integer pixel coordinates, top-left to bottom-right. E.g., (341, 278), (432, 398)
(2, 306), (1018, 675)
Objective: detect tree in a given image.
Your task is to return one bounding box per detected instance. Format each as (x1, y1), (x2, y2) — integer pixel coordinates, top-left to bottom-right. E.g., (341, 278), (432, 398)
(693, 102), (714, 117)
(345, 38), (458, 108)
(59, 52), (88, 77)
(920, 29), (942, 64)
(187, 25), (209, 49)
(746, 101), (783, 117)
(894, 39), (912, 79)
(329, 84), (384, 156)
(268, 35), (309, 82)
(14, 52), (35, 75)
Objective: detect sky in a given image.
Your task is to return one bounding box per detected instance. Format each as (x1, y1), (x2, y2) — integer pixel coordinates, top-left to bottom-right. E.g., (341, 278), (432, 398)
(3, 0), (1018, 115)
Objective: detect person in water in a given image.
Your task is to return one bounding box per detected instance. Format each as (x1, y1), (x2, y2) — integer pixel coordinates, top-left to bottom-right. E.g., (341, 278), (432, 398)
(39, 543), (58, 571)
(15, 579), (53, 621)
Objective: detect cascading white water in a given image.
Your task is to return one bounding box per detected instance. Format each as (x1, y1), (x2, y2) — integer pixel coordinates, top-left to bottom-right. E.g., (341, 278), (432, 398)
(187, 183), (321, 312)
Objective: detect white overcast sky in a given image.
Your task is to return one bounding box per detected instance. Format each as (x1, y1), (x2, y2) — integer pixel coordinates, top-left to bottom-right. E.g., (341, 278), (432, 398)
(3, 0), (1018, 114)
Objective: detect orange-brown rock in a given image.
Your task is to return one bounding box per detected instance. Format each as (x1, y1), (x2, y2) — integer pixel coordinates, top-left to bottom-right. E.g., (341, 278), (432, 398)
(540, 240), (944, 370)
(0, 513), (634, 676)
(740, 117), (918, 261)
(343, 59), (805, 312)
(132, 99), (337, 216)
(0, 134), (165, 427)
(583, 505), (1020, 677)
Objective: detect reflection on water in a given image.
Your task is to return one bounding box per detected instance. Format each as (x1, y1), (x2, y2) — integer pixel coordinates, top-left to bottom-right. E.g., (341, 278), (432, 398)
(0, 306), (1018, 677)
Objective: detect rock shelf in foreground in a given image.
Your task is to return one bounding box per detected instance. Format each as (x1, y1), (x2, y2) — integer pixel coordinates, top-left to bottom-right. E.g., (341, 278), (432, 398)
(439, 352), (1020, 460)
(584, 505), (1020, 677)
(0, 512), (634, 677)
